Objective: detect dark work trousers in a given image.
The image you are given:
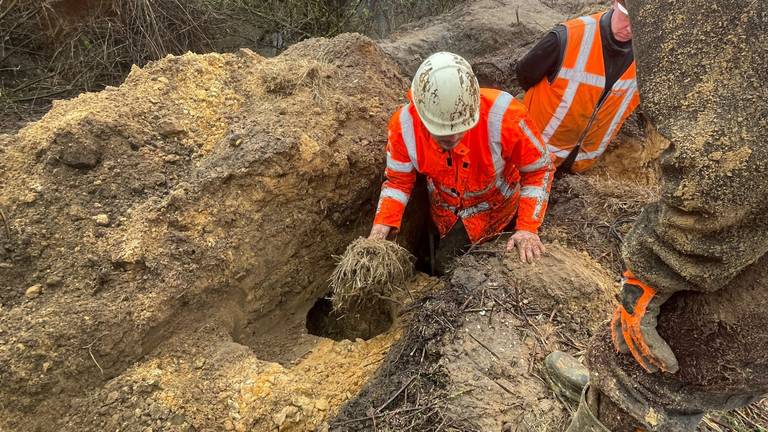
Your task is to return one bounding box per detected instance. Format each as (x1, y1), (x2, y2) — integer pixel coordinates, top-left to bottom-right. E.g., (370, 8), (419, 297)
(584, 1), (768, 430)
(428, 217), (517, 275)
(429, 219), (470, 275)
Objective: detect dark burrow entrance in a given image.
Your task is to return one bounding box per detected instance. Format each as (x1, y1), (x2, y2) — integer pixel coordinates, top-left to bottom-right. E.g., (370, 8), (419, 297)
(306, 180), (433, 341)
(306, 294), (395, 341)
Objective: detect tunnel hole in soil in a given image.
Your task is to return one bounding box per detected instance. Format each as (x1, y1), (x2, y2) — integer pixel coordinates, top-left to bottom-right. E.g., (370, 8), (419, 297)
(306, 294), (395, 341)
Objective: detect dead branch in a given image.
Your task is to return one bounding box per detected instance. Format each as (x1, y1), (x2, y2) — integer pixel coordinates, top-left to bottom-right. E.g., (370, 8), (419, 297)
(466, 331), (501, 361)
(376, 375), (416, 413)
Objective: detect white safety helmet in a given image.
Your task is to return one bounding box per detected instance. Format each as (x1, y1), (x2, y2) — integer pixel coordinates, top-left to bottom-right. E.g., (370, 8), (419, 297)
(411, 52), (480, 136)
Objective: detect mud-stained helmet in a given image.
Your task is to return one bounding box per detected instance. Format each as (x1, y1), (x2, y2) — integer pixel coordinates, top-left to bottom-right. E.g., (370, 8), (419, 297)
(411, 52), (480, 136)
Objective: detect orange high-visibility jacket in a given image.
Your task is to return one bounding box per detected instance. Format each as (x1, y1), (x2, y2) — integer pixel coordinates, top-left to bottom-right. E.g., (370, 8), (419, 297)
(373, 88), (555, 244)
(524, 12), (639, 173)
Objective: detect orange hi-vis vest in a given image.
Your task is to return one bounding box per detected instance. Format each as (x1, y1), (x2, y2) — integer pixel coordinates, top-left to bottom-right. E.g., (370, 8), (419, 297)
(374, 88), (555, 244)
(524, 12), (639, 173)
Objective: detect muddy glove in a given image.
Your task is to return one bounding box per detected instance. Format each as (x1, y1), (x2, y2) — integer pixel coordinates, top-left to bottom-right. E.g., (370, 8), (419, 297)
(610, 271), (679, 373)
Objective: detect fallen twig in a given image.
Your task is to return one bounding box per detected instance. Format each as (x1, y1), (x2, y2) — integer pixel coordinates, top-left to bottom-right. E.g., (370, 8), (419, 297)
(492, 379), (515, 395)
(466, 331), (501, 361)
(11, 87), (72, 103)
(331, 404), (436, 426)
(82, 334), (108, 375)
(735, 409), (767, 431)
(0, 0), (20, 22)
(376, 375), (416, 413)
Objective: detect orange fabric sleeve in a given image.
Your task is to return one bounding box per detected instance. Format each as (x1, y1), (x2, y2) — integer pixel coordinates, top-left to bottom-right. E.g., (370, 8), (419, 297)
(372, 110), (417, 230)
(503, 109), (555, 233)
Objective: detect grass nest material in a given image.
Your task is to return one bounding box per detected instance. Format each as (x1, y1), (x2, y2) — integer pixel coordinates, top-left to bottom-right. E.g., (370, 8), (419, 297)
(330, 237), (415, 312)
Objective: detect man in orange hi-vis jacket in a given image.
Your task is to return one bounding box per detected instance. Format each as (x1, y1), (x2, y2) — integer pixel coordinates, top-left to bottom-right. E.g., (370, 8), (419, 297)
(368, 52), (555, 267)
(518, 0), (638, 174)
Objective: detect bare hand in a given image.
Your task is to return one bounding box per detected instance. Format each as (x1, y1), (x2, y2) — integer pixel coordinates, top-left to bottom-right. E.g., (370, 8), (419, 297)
(369, 224), (392, 240)
(506, 230), (546, 264)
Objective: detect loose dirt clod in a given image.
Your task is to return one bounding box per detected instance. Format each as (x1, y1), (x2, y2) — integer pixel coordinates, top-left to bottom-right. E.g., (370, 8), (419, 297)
(330, 238), (415, 312)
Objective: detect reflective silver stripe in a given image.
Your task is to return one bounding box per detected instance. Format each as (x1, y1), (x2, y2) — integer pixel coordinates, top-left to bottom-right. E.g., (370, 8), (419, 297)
(548, 144), (573, 158)
(380, 187), (409, 205)
(535, 169), (551, 219)
(488, 92), (514, 155)
(576, 81), (638, 161)
(459, 183), (521, 219)
(498, 179), (517, 198)
(464, 181), (494, 198)
(386, 151), (414, 173)
(519, 112), (552, 173)
(521, 184), (549, 220)
(541, 16), (598, 142)
(558, 68), (605, 88)
(520, 154), (552, 173)
(376, 186), (409, 214)
(541, 80), (579, 142)
(613, 79), (636, 90)
(427, 179), (458, 212)
(519, 117), (552, 181)
(508, 182), (522, 200)
(521, 186), (548, 200)
(518, 118), (548, 162)
(487, 92), (515, 198)
(458, 202), (491, 219)
(574, 16), (598, 70)
(439, 202), (458, 213)
(428, 179), (459, 212)
(399, 105), (420, 171)
(439, 184), (458, 198)
(426, 178), (436, 194)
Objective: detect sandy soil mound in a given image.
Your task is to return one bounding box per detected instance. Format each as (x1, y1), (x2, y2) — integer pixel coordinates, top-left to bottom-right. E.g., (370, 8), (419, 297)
(0, 33), (409, 431)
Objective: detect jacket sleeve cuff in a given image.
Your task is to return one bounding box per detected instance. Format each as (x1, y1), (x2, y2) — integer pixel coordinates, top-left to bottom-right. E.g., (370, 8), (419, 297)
(514, 219), (540, 234)
(373, 207), (405, 230)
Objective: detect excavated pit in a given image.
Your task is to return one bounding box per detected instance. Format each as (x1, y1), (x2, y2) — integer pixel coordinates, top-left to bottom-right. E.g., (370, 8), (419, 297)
(306, 294), (396, 342)
(0, 33), (417, 432)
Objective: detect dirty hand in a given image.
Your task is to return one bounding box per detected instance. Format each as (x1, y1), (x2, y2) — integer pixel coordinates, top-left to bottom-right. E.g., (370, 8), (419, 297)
(368, 224), (392, 240)
(506, 230), (546, 263)
(610, 271), (679, 373)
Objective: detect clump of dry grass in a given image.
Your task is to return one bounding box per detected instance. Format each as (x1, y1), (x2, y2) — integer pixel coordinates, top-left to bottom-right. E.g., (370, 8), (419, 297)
(260, 58), (332, 99)
(330, 237), (414, 312)
(1, 0), (229, 116)
(0, 0), (467, 116)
